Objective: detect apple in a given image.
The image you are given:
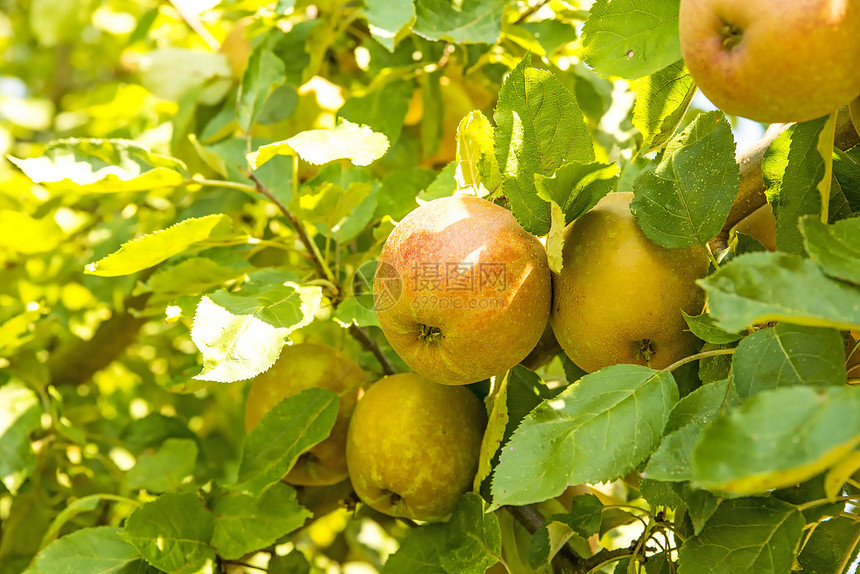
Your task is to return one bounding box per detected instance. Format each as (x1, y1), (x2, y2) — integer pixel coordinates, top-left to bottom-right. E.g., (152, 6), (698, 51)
(730, 202), (777, 252)
(345, 372), (486, 522)
(679, 0), (860, 123)
(551, 192), (710, 373)
(244, 342), (368, 486)
(373, 195), (552, 385)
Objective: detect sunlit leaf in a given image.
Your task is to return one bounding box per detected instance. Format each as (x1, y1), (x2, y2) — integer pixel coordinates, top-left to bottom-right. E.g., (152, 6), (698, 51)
(491, 365), (678, 509)
(699, 251), (860, 332)
(191, 279), (322, 383)
(85, 214), (235, 277)
(581, 0), (682, 80)
(692, 386), (860, 494)
(248, 120), (389, 168)
(632, 59), (696, 153)
(454, 110), (500, 195)
(121, 492), (215, 574)
(631, 111), (739, 248)
(495, 53), (594, 235)
(9, 138), (187, 193)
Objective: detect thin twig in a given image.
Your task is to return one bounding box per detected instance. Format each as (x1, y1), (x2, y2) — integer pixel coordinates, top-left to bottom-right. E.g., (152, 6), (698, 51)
(246, 172), (396, 377)
(348, 324), (397, 376)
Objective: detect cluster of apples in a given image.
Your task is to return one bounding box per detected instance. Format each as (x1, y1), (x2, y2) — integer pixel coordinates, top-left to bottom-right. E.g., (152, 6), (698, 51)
(244, 192), (709, 522)
(679, 0), (860, 123)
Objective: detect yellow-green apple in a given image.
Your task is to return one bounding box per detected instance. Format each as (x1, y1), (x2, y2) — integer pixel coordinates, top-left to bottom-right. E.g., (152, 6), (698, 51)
(679, 0), (860, 123)
(551, 192), (710, 373)
(373, 194), (552, 385)
(244, 342), (368, 486)
(345, 373), (486, 522)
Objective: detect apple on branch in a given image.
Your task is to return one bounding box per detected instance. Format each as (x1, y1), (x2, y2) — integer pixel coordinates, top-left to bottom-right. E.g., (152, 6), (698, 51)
(373, 195), (552, 386)
(345, 372), (486, 522)
(551, 192), (710, 373)
(679, 0), (860, 123)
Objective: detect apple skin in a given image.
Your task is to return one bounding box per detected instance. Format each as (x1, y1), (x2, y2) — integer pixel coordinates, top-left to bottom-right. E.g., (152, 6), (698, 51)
(679, 0), (860, 123)
(551, 192), (710, 373)
(345, 373), (486, 522)
(373, 195), (551, 386)
(244, 343), (368, 486)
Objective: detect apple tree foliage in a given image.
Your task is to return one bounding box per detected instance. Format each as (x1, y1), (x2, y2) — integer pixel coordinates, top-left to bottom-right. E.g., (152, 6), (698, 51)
(2, 0), (860, 573)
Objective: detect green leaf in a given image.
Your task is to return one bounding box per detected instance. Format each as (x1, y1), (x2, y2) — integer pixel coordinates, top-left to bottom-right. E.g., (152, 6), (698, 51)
(631, 111), (740, 248)
(699, 251), (860, 333)
(136, 48), (231, 105)
(797, 515), (860, 574)
(643, 422), (703, 482)
(678, 497), (804, 574)
(211, 483), (310, 560)
(237, 34), (287, 131)
(232, 387), (339, 495)
(491, 365), (678, 509)
(126, 438), (198, 493)
(439, 494), (502, 574)
(25, 527), (147, 574)
(535, 161), (620, 225)
(666, 378), (740, 434)
(534, 161), (618, 273)
(762, 118), (852, 253)
(290, 181), (375, 240)
(800, 215), (860, 285)
(0, 210), (64, 255)
(581, 0), (682, 80)
(692, 386), (860, 494)
(0, 381), (40, 494)
(383, 493), (500, 574)
(555, 494), (603, 539)
(413, 0), (507, 44)
(9, 138), (188, 194)
(363, 0), (414, 52)
(676, 485), (722, 535)
(85, 214), (235, 277)
(731, 324), (846, 399)
(121, 492), (215, 574)
(682, 312), (742, 345)
(495, 53), (594, 235)
(190, 280), (322, 383)
(248, 120), (390, 168)
(632, 59), (696, 153)
(375, 168), (434, 221)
